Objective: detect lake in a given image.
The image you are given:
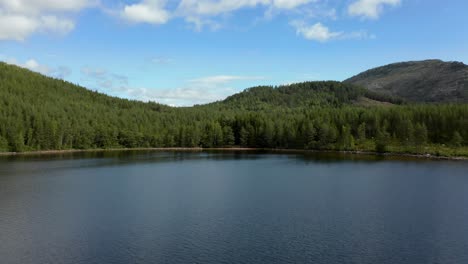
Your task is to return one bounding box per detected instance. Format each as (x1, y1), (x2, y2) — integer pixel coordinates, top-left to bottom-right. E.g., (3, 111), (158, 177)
(0, 150), (467, 264)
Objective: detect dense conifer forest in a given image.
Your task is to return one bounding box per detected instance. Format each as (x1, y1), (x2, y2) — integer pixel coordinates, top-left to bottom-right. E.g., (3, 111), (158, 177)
(1, 62), (467, 156)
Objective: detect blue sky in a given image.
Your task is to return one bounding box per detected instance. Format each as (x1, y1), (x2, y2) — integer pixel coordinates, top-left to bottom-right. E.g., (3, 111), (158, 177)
(1, 0), (467, 106)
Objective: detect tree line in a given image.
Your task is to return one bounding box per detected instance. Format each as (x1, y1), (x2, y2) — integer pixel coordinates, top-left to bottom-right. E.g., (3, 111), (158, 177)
(0, 62), (466, 155)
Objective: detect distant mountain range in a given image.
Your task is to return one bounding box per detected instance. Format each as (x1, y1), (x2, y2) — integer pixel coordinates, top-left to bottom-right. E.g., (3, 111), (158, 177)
(345, 59), (468, 103)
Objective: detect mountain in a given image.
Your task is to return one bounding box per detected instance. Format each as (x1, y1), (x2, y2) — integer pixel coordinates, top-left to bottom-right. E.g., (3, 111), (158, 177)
(344, 60), (468, 103)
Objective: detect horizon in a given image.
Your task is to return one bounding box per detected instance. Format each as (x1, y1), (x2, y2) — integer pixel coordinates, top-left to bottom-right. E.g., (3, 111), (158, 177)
(1, 0), (467, 106)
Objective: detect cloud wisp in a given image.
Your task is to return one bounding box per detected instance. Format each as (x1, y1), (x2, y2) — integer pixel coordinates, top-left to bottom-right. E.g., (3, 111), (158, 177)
(6, 57), (72, 79)
(291, 21), (373, 42)
(80, 67), (265, 106)
(126, 75), (265, 106)
(348, 0), (401, 19)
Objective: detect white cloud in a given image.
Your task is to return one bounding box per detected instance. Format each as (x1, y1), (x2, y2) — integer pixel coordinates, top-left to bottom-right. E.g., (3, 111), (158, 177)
(0, 14), (76, 41)
(117, 0), (315, 30)
(0, 0), (95, 14)
(122, 0), (170, 24)
(291, 20), (374, 42)
(272, 0), (314, 9)
(175, 0), (313, 16)
(0, 0), (93, 41)
(176, 0), (269, 17)
(174, 0), (319, 29)
(348, 0), (401, 19)
(291, 21), (342, 42)
(0, 14), (38, 41)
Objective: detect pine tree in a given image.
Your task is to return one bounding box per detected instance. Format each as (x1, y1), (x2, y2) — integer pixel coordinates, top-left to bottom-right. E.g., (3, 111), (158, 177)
(240, 127), (249, 147)
(0, 135), (9, 152)
(375, 130), (391, 153)
(451, 131), (463, 148)
(414, 123), (428, 146)
(357, 122), (366, 143)
(223, 126), (235, 146)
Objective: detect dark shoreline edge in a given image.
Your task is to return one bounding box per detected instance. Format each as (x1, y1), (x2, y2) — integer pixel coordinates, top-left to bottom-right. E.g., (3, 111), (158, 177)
(0, 148), (466, 161)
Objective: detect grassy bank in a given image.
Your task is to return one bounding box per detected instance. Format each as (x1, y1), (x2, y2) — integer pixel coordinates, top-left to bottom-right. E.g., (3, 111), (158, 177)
(1, 145), (467, 160)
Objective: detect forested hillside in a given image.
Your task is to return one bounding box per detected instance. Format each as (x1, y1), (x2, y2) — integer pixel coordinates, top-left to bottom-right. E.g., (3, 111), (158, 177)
(1, 62), (467, 156)
(203, 81), (402, 111)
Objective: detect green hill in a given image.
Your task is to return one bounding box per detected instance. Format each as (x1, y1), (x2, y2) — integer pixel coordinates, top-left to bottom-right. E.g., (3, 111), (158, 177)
(205, 81), (401, 111)
(1, 61), (467, 156)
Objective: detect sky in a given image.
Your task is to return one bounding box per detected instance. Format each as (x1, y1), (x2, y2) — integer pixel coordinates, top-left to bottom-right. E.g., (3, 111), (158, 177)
(0, 0), (467, 106)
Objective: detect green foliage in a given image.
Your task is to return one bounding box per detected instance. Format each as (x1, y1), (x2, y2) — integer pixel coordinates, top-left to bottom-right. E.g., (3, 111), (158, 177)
(414, 123), (428, 146)
(208, 81), (381, 111)
(339, 126), (355, 150)
(201, 122), (224, 147)
(222, 126), (235, 146)
(239, 127), (249, 147)
(357, 122), (366, 142)
(1, 62), (467, 156)
(451, 131), (463, 148)
(0, 135), (9, 151)
(375, 130), (391, 153)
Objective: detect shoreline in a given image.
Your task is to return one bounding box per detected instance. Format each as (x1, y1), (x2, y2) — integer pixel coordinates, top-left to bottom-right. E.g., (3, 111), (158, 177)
(0, 147), (467, 161)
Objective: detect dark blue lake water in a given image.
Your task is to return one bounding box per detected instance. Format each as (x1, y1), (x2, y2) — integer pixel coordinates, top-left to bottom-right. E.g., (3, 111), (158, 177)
(1, 151), (467, 264)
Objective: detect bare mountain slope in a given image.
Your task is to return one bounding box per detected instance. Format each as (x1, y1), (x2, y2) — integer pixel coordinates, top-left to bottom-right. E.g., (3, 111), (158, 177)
(344, 60), (468, 103)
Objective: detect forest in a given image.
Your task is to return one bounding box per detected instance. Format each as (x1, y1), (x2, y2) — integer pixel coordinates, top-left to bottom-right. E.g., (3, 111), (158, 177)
(1, 62), (467, 156)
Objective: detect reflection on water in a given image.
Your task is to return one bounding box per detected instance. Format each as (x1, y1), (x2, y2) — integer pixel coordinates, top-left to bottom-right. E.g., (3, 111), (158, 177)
(0, 150), (467, 264)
